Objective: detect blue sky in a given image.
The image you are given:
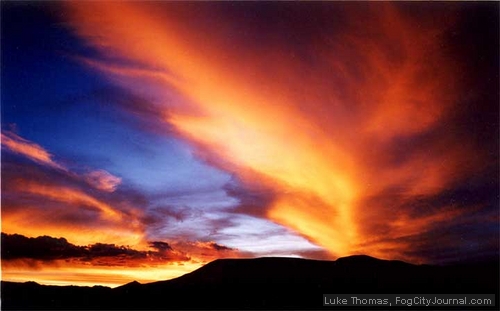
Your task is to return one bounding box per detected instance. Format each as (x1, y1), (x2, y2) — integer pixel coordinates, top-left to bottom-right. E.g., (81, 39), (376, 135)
(1, 2), (324, 261)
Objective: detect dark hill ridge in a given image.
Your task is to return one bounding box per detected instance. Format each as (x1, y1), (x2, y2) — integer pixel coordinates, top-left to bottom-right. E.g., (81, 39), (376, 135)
(145, 255), (414, 289)
(2, 255), (498, 310)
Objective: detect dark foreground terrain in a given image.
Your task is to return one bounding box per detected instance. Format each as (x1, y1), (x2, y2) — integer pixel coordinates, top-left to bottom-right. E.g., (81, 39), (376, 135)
(2, 255), (498, 310)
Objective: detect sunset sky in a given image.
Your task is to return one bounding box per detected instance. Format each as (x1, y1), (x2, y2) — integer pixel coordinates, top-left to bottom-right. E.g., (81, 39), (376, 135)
(1, 1), (498, 287)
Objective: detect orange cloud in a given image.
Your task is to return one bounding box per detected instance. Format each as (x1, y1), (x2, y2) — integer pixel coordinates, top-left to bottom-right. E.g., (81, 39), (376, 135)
(1, 131), (65, 170)
(20, 182), (122, 221)
(2, 165), (144, 247)
(2, 207), (143, 248)
(2, 131), (123, 192)
(64, 2), (490, 263)
(1, 131), (142, 247)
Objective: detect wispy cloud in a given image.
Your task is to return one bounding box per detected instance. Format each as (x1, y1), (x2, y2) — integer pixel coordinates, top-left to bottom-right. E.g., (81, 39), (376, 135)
(1, 131), (66, 170)
(2, 130), (122, 193)
(64, 1), (498, 263)
(1, 132), (143, 247)
(84, 169), (122, 192)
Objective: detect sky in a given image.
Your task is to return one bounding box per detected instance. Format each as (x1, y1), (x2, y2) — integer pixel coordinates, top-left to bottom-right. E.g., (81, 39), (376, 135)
(1, 1), (498, 287)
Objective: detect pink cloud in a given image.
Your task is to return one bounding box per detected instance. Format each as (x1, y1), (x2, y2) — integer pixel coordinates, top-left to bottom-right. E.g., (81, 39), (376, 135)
(1, 131), (66, 171)
(85, 169), (122, 192)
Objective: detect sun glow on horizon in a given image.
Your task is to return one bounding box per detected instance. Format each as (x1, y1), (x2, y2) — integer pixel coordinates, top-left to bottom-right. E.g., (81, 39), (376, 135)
(1, 261), (203, 288)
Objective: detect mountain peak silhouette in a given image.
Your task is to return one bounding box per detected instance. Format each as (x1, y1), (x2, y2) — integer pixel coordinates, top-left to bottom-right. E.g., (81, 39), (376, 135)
(116, 280), (141, 289)
(2, 255), (498, 310)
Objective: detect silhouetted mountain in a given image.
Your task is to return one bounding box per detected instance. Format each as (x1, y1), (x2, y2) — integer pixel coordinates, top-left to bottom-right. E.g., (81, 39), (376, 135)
(2, 256), (498, 310)
(116, 280), (141, 290)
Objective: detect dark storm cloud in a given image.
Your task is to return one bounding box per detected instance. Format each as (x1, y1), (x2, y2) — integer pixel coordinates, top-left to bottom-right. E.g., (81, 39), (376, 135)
(1, 233), (86, 260)
(86, 243), (146, 259)
(209, 242), (235, 251)
(1, 233), (190, 264)
(148, 241), (173, 252)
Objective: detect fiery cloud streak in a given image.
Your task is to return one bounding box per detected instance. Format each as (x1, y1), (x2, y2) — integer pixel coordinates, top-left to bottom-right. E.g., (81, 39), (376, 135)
(1, 131), (65, 170)
(63, 1), (496, 262)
